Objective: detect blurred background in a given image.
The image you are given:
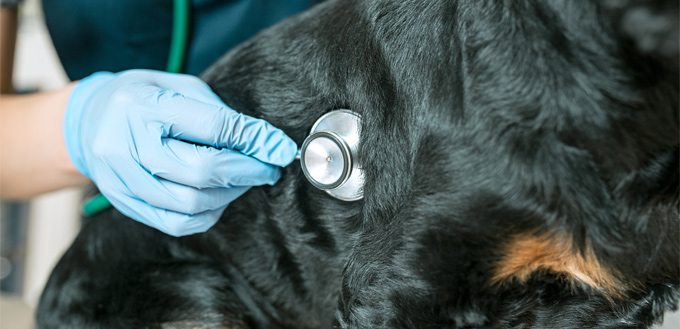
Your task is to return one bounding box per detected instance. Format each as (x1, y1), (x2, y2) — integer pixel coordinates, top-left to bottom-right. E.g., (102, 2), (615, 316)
(0, 0), (678, 328)
(1, 0), (82, 327)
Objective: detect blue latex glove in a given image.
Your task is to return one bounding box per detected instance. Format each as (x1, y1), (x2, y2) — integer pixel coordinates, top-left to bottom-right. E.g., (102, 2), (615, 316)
(63, 69), (297, 236)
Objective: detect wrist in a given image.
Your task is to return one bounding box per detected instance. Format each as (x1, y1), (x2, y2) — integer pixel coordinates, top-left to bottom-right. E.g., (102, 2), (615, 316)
(0, 84), (90, 198)
(63, 71), (115, 178)
(37, 83), (89, 184)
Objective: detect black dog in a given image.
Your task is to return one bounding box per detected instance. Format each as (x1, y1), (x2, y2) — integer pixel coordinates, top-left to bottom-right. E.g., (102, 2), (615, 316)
(37, 0), (679, 328)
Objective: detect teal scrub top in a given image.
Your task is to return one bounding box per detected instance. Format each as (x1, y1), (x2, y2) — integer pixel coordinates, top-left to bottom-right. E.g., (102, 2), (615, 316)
(42, 0), (322, 80)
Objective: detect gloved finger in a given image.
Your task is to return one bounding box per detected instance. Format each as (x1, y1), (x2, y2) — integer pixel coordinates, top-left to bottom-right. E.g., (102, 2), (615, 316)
(138, 138), (282, 189)
(133, 84), (298, 167)
(105, 189), (228, 236)
(154, 205), (228, 237)
(120, 163), (250, 215)
(151, 178), (249, 215)
(125, 69), (225, 107)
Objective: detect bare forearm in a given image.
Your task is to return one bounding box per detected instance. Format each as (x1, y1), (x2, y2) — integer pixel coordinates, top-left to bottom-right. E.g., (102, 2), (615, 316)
(0, 84), (90, 199)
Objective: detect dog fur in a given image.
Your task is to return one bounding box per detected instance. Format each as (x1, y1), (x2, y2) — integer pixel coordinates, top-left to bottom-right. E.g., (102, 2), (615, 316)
(38, 0), (679, 328)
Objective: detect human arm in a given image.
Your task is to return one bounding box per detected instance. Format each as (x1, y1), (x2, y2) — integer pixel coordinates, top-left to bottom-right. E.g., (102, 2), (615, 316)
(0, 84), (90, 198)
(1, 70), (298, 236)
(0, 2), (70, 196)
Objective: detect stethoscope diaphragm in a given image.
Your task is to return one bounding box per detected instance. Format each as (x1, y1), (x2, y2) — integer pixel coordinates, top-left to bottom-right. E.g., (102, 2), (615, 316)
(298, 110), (363, 201)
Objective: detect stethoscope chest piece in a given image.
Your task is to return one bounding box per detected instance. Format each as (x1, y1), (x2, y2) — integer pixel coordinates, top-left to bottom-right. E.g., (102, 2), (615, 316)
(300, 110), (363, 201)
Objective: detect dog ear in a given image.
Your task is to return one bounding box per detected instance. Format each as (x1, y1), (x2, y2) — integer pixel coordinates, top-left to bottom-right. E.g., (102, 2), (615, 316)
(599, 0), (679, 71)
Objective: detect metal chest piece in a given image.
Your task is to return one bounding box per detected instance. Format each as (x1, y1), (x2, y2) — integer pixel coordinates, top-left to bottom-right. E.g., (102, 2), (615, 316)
(300, 110), (363, 201)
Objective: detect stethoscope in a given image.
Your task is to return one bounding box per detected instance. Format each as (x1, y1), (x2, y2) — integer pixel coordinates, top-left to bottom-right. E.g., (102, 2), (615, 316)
(296, 110), (364, 201)
(83, 7), (361, 215)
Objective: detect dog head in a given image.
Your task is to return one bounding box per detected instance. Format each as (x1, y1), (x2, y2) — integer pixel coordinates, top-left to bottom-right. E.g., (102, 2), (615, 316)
(203, 0), (679, 327)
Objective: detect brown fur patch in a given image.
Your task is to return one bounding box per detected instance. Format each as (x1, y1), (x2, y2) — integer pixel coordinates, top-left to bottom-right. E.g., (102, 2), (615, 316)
(491, 232), (626, 297)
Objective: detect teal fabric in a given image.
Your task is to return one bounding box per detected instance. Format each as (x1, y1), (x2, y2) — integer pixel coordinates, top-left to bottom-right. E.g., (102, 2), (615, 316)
(0, 0), (21, 7)
(42, 0), (321, 80)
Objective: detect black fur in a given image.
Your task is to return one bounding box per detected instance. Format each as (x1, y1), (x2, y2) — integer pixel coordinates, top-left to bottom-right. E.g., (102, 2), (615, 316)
(38, 0), (679, 328)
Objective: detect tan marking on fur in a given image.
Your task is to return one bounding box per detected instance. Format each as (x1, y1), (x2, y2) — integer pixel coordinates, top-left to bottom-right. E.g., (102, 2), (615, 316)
(492, 232), (625, 297)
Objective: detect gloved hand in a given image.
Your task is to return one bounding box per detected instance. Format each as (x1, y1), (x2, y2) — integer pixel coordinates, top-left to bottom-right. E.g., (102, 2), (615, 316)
(63, 69), (297, 237)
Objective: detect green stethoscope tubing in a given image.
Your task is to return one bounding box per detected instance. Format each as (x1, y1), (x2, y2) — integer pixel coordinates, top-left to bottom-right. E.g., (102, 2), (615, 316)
(83, 0), (191, 216)
(166, 0), (190, 74)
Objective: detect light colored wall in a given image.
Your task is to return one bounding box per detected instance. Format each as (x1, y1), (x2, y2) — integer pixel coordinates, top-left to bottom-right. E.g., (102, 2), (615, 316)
(12, 0), (81, 311)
